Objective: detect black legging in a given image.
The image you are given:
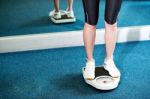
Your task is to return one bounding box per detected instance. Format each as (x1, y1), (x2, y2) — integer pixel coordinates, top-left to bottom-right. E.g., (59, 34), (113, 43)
(82, 0), (122, 25)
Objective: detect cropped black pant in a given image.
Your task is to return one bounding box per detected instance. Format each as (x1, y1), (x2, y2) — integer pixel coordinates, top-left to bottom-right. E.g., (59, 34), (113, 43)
(82, 0), (122, 25)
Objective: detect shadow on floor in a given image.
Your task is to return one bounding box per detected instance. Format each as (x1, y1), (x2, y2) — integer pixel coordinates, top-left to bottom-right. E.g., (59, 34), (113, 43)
(50, 73), (114, 97)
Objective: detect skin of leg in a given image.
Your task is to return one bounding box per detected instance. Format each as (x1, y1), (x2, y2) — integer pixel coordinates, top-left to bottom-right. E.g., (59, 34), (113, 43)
(67, 0), (73, 11)
(83, 23), (96, 61)
(54, 0), (59, 12)
(104, 21), (117, 60)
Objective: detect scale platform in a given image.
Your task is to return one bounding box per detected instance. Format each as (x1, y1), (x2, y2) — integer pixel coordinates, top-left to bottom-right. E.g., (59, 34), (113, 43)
(82, 67), (120, 90)
(49, 10), (76, 24)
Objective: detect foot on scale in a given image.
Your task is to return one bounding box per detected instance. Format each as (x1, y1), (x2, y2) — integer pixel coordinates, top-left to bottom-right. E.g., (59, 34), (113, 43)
(49, 10), (76, 24)
(82, 67), (121, 90)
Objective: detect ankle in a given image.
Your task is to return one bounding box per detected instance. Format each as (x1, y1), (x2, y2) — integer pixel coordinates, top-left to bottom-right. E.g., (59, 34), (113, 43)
(86, 58), (95, 62)
(54, 9), (59, 13)
(105, 56), (114, 61)
(104, 58), (115, 65)
(66, 7), (73, 12)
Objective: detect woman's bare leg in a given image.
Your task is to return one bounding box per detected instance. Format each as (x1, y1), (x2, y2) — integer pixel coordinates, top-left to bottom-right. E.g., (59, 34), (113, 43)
(67, 0), (73, 11)
(54, 0), (59, 12)
(83, 23), (96, 61)
(105, 21), (117, 60)
(104, 21), (121, 77)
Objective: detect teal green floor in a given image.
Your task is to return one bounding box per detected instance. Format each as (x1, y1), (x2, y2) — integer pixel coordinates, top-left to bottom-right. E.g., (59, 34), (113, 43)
(0, 41), (150, 99)
(0, 0), (150, 36)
